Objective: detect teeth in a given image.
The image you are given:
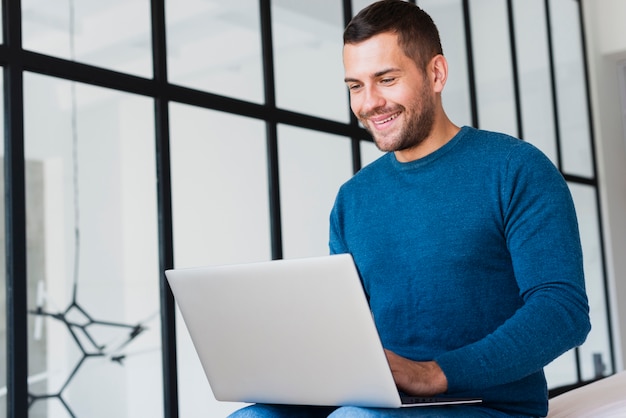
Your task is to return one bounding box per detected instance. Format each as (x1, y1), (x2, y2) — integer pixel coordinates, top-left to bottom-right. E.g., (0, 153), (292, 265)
(375, 113), (399, 124)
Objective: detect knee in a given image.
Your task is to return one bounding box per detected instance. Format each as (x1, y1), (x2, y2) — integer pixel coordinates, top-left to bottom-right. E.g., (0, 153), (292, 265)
(226, 404), (265, 418)
(328, 406), (378, 418)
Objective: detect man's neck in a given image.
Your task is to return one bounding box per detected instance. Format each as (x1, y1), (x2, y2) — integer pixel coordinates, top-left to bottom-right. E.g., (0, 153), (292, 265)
(394, 119), (460, 163)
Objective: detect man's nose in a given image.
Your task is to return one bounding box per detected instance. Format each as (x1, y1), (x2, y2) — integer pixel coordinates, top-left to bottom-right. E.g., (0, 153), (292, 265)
(361, 86), (386, 114)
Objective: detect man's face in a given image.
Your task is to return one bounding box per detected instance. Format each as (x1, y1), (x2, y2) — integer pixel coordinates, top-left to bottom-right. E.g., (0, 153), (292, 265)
(343, 32), (436, 153)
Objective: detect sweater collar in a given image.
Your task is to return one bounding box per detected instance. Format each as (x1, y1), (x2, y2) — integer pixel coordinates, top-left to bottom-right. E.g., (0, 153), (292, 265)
(388, 126), (471, 170)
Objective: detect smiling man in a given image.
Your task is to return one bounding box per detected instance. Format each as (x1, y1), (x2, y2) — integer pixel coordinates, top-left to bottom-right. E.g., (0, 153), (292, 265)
(229, 1), (590, 417)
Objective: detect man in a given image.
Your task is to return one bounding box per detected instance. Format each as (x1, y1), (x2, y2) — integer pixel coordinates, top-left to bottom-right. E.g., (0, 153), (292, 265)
(229, 1), (590, 417)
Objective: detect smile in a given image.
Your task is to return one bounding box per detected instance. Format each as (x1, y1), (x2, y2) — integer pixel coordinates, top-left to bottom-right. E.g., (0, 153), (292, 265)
(373, 112), (401, 125)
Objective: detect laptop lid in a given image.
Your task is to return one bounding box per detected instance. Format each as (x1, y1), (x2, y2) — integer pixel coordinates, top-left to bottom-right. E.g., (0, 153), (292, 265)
(165, 254), (480, 408)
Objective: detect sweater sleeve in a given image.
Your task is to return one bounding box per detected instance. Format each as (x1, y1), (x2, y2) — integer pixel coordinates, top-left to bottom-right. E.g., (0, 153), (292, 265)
(329, 195), (347, 255)
(435, 143), (591, 392)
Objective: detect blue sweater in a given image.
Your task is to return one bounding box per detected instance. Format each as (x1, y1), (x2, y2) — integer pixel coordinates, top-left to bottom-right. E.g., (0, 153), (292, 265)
(329, 126), (590, 417)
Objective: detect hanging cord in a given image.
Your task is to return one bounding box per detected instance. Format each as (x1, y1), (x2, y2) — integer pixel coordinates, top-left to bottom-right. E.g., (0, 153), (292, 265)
(69, 0), (81, 304)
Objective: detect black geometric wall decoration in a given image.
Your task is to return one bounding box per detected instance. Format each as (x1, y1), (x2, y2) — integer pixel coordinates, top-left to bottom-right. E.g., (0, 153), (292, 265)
(28, 284), (149, 418)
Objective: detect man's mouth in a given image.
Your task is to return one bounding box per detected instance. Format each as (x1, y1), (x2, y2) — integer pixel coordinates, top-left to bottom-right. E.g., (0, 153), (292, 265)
(372, 111), (401, 126)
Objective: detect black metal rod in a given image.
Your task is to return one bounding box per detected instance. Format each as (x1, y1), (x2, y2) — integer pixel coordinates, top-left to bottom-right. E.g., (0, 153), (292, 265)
(155, 96), (178, 418)
(342, 0), (365, 174)
(507, 0), (523, 139)
(4, 66), (29, 418)
(462, 0), (480, 128)
(260, 0), (283, 260)
(0, 47), (368, 141)
(150, 0), (179, 416)
(544, 0), (563, 172)
(3, 0), (29, 416)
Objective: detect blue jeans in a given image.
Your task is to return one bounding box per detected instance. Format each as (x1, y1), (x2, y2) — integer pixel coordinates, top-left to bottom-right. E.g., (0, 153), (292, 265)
(227, 404), (525, 417)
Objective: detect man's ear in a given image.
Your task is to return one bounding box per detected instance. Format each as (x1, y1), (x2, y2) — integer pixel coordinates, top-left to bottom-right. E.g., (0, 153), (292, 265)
(430, 54), (448, 93)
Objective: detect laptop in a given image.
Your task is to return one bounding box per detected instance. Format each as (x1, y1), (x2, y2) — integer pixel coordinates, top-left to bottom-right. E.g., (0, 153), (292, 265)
(165, 253), (482, 408)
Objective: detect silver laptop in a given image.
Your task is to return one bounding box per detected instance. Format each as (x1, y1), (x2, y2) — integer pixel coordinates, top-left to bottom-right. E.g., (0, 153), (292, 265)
(165, 253), (481, 408)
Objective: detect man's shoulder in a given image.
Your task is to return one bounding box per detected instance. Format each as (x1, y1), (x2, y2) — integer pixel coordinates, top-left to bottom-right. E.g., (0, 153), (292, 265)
(461, 126), (548, 161)
(334, 152), (392, 202)
(462, 126), (523, 147)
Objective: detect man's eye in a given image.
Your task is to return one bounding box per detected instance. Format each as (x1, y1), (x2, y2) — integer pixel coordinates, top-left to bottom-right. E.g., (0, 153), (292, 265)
(348, 84), (362, 91)
(380, 78), (395, 84)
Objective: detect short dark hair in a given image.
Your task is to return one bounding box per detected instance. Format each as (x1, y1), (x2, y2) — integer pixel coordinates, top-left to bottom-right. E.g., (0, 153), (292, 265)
(344, 0), (443, 71)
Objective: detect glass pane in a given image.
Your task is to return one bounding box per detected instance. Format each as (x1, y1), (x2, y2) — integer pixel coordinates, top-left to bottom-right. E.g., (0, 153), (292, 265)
(360, 139), (385, 168)
(169, 103), (270, 417)
(352, 0), (373, 17)
(550, 0), (594, 178)
(278, 125), (353, 259)
(569, 183), (612, 379)
(166, 0), (264, 103)
(424, 0), (472, 127)
(272, 1), (350, 123)
(22, 0), (152, 78)
(23, 73), (162, 417)
(512, 0), (558, 164)
(545, 349), (578, 389)
(469, 0), (517, 135)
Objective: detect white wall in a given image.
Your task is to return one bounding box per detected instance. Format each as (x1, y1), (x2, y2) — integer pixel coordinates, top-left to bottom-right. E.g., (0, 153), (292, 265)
(582, 0), (626, 371)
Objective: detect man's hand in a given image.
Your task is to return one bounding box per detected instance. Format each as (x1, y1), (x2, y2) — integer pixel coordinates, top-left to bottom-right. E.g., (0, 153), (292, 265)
(384, 349), (448, 396)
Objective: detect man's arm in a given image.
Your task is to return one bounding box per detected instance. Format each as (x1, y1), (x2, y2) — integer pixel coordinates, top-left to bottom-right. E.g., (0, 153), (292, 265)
(433, 143), (590, 392)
